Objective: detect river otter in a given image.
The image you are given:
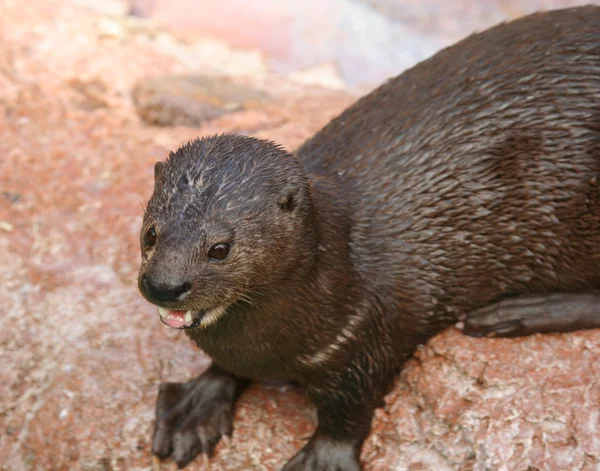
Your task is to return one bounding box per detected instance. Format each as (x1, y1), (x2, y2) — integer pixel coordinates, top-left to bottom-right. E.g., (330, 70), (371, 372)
(137, 6), (600, 470)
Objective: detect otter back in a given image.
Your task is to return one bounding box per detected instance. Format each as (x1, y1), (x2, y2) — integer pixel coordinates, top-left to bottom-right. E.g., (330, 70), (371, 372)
(298, 6), (600, 322)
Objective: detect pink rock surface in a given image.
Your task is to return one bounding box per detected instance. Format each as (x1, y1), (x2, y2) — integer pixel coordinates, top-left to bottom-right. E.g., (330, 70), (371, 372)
(1, 1), (599, 471)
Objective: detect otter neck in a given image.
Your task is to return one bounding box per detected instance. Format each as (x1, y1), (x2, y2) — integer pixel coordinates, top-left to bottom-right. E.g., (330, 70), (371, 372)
(264, 175), (359, 309)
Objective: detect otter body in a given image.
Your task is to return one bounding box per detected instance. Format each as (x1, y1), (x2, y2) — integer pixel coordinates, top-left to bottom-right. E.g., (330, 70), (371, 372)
(139, 7), (600, 470)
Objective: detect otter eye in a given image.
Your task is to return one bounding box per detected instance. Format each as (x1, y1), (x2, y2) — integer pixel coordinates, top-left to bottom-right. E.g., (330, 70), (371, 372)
(208, 243), (230, 261)
(143, 226), (157, 247)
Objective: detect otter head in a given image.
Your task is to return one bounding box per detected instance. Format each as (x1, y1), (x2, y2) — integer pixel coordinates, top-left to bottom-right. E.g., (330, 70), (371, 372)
(138, 134), (315, 330)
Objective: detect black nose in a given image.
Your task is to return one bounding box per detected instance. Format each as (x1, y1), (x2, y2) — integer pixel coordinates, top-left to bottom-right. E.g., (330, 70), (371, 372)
(141, 274), (192, 303)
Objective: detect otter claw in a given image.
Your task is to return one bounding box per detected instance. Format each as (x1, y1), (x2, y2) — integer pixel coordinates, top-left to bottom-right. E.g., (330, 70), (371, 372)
(152, 365), (249, 469)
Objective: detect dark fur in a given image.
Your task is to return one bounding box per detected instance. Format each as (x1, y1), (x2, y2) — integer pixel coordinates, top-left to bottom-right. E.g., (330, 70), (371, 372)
(139, 6), (600, 470)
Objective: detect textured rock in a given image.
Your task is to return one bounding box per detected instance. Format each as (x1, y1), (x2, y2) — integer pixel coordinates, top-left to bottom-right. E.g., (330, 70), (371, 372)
(1, 1), (599, 471)
(132, 75), (271, 126)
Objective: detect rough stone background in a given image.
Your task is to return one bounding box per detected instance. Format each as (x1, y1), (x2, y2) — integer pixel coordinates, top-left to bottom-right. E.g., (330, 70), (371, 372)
(1, 0), (599, 470)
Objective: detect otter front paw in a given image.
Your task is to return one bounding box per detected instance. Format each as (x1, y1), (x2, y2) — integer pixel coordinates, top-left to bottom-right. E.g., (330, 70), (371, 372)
(152, 365), (248, 469)
(282, 436), (361, 471)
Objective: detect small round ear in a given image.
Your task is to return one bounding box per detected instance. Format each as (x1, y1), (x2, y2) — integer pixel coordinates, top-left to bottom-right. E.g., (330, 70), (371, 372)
(154, 162), (165, 189)
(278, 186), (306, 212)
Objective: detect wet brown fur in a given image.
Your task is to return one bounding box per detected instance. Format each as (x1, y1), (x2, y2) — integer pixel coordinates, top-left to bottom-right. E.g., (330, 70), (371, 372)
(139, 6), (600, 470)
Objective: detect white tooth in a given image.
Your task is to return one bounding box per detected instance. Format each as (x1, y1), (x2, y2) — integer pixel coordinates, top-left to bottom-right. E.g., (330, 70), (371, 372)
(158, 307), (168, 318)
(184, 310), (193, 324)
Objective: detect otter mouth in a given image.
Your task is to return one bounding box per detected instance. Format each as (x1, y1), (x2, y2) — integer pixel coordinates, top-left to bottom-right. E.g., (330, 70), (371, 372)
(157, 306), (228, 329)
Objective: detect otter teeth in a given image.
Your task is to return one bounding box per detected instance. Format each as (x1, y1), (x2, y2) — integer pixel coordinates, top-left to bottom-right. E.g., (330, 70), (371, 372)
(157, 307), (193, 323)
(156, 306), (227, 328)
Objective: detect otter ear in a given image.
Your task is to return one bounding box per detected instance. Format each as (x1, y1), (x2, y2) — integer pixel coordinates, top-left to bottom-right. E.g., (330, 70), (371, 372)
(278, 186), (305, 212)
(154, 162), (165, 189)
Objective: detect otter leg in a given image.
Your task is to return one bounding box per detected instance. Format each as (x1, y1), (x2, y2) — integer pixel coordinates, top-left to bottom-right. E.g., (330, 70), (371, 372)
(282, 389), (370, 471)
(283, 352), (394, 471)
(461, 292), (600, 338)
(152, 363), (250, 469)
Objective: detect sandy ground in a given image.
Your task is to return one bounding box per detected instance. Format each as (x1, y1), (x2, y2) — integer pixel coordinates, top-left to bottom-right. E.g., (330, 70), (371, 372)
(1, 1), (599, 470)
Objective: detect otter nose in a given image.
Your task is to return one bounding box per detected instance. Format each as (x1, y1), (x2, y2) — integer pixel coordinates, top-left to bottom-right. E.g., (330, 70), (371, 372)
(141, 274), (191, 303)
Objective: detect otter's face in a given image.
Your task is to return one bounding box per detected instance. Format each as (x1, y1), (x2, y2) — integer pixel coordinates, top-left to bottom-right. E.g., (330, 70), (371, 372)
(138, 135), (314, 330)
